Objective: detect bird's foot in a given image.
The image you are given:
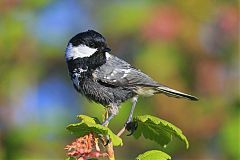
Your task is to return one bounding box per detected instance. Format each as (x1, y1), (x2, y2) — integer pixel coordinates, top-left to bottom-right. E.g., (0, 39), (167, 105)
(98, 134), (110, 146)
(100, 118), (111, 145)
(125, 121), (138, 136)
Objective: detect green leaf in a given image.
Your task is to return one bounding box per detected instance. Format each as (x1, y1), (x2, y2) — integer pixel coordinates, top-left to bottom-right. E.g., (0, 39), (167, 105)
(77, 115), (98, 124)
(67, 115), (122, 146)
(133, 115), (189, 149)
(136, 150), (171, 160)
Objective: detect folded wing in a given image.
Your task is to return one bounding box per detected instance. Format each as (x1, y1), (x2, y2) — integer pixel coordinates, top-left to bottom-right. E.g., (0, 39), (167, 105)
(93, 55), (159, 87)
(93, 54), (198, 101)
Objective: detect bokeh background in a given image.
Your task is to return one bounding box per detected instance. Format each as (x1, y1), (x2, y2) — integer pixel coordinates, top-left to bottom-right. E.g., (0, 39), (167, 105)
(0, 0), (239, 160)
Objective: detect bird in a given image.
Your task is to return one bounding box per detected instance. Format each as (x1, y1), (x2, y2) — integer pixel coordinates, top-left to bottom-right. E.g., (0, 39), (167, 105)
(65, 30), (198, 130)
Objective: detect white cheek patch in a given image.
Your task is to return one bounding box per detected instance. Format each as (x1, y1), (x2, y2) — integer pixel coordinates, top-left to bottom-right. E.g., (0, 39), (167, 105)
(65, 43), (97, 60)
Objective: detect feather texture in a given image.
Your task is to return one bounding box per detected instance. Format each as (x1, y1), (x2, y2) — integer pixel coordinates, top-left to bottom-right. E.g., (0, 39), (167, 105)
(156, 86), (198, 101)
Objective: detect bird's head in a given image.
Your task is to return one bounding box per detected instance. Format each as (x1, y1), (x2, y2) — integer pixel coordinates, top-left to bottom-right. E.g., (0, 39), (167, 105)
(65, 30), (111, 60)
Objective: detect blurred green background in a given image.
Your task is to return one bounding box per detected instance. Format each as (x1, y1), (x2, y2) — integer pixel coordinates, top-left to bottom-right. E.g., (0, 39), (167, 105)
(0, 0), (239, 160)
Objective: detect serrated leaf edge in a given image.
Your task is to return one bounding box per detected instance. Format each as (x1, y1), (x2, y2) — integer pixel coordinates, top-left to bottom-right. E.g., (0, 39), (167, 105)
(134, 115), (189, 149)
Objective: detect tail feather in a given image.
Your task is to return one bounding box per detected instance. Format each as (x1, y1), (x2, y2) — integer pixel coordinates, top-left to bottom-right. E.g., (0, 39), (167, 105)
(156, 86), (198, 101)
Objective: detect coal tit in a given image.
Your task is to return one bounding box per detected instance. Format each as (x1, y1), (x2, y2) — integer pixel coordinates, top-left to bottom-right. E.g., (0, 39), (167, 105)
(65, 30), (198, 127)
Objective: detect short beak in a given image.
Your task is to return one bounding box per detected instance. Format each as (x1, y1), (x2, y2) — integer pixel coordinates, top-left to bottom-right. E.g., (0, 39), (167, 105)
(103, 47), (111, 52)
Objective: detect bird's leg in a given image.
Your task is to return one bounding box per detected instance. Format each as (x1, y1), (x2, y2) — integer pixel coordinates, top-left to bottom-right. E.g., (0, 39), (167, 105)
(126, 96), (138, 124)
(102, 104), (118, 126)
(125, 96), (138, 136)
(101, 113), (115, 126)
(100, 104), (119, 145)
(100, 110), (112, 146)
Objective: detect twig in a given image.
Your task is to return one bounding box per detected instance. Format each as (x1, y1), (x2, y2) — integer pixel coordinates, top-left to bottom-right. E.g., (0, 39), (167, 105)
(106, 142), (115, 160)
(104, 110), (115, 160)
(117, 126), (126, 137)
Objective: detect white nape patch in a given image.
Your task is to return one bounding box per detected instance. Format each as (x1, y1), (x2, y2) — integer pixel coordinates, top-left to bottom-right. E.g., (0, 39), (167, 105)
(65, 43), (97, 60)
(105, 52), (112, 60)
